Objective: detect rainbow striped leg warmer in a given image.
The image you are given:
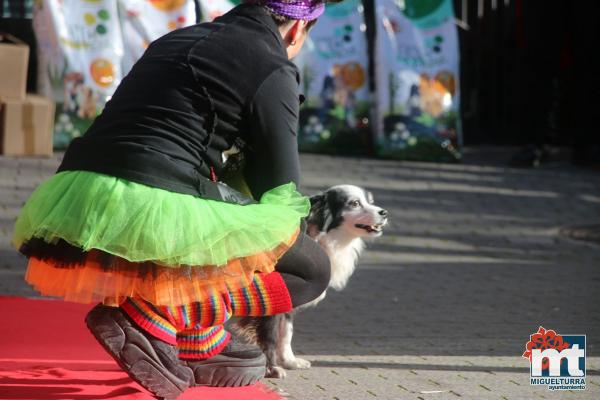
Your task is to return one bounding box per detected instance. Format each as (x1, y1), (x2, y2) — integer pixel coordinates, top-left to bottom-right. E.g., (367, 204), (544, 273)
(121, 271), (292, 360)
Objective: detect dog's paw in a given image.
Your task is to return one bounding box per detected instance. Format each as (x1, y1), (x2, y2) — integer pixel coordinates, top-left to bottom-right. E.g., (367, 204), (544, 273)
(265, 366), (287, 379)
(281, 357), (311, 370)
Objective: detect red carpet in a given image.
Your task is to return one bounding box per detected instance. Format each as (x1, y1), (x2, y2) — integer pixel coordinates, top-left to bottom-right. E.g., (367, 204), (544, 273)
(0, 297), (283, 400)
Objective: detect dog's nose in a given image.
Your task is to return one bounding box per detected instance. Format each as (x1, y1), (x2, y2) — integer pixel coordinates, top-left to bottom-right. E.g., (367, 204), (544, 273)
(379, 209), (388, 217)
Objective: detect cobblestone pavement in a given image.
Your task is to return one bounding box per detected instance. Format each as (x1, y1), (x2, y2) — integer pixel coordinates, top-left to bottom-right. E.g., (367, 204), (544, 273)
(1, 148), (599, 400)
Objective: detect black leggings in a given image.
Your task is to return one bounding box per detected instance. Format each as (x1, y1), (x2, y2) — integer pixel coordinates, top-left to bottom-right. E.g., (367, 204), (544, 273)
(275, 233), (331, 308)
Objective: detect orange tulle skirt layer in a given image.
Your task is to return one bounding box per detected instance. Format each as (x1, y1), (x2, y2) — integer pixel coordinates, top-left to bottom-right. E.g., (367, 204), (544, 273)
(25, 229), (299, 307)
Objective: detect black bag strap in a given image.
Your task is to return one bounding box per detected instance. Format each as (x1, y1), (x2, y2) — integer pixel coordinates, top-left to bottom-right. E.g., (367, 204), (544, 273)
(196, 174), (256, 205)
(194, 0), (202, 23)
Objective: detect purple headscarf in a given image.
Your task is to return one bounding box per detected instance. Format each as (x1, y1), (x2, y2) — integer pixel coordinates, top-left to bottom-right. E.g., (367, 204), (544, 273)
(264, 0), (325, 21)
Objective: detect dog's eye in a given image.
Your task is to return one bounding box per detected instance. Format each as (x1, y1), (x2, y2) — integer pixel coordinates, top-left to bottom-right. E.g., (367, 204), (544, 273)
(349, 200), (361, 208)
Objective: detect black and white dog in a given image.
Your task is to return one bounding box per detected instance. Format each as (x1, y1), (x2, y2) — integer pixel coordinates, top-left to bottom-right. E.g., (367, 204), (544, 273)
(236, 185), (388, 378)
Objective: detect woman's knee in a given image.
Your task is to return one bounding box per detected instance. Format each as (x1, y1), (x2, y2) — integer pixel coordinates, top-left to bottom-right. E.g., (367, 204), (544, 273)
(276, 234), (331, 306)
(308, 243), (331, 295)
(294, 239), (330, 305)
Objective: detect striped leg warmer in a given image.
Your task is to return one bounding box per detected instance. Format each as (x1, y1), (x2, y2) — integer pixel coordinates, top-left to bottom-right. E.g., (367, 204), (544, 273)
(121, 271), (292, 360)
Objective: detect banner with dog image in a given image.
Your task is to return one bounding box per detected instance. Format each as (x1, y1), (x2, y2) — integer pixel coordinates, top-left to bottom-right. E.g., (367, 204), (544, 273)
(374, 0), (461, 161)
(293, 0), (371, 155)
(34, 0), (200, 149)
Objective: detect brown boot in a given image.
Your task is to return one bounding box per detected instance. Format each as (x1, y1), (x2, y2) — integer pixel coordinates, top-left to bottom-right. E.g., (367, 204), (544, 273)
(86, 304), (267, 399)
(184, 329), (266, 387)
(86, 304), (193, 400)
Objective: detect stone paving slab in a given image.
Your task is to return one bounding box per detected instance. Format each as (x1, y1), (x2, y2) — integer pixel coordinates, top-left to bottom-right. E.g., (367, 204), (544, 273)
(560, 225), (600, 244)
(278, 150), (600, 400)
(267, 355), (600, 400)
(1, 148), (600, 399)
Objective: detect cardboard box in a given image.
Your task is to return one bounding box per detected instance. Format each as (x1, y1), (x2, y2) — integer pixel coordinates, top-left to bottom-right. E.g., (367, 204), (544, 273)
(0, 33), (29, 101)
(1, 95), (55, 156)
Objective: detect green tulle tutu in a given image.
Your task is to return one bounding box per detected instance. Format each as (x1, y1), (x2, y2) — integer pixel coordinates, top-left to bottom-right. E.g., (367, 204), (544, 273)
(13, 170), (310, 267)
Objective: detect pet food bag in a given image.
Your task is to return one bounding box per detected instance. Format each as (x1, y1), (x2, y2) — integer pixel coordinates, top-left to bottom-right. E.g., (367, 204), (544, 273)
(119, 0), (197, 72)
(34, 0), (201, 149)
(198, 0), (237, 22)
(374, 0), (461, 161)
(34, 0), (125, 149)
(293, 0), (371, 155)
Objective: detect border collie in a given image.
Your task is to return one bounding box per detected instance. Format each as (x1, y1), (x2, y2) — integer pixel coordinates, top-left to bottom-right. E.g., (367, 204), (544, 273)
(236, 185), (388, 378)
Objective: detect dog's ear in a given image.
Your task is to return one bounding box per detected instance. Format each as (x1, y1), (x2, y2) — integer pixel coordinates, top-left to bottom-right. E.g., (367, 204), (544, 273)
(307, 193), (330, 232)
(309, 193), (325, 208)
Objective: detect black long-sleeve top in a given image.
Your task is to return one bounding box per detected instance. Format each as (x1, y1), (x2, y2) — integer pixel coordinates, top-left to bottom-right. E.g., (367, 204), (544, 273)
(58, 4), (301, 199)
